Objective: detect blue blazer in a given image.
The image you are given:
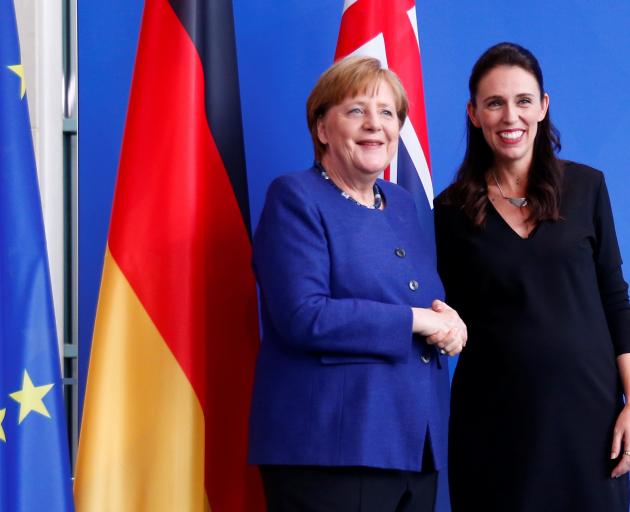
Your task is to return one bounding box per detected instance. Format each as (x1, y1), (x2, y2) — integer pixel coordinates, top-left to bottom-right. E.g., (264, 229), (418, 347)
(248, 166), (450, 471)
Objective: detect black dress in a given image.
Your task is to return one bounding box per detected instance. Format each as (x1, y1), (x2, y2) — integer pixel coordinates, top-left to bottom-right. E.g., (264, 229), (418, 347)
(434, 162), (630, 511)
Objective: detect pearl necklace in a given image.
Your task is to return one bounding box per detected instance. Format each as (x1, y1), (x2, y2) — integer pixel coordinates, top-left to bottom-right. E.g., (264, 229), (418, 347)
(492, 172), (528, 208)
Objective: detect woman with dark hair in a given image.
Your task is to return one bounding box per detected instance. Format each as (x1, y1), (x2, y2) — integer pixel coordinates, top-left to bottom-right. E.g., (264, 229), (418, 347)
(435, 42), (630, 511)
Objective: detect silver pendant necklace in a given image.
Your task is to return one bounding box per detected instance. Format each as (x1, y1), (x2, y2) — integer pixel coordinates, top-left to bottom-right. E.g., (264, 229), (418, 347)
(492, 172), (528, 208)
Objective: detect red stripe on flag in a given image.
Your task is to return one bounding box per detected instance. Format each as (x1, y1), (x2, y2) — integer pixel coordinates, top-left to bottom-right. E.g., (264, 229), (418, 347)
(335, 0), (431, 172)
(107, 0), (264, 509)
(335, 0), (415, 59)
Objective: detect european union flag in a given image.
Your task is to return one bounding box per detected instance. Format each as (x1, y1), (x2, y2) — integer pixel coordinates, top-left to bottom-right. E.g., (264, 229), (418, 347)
(0, 0), (75, 510)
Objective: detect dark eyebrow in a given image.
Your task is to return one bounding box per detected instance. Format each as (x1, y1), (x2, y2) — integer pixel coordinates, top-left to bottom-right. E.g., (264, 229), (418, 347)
(482, 92), (536, 103)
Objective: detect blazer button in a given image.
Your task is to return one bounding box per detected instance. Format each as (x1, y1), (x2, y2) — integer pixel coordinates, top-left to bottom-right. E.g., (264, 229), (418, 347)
(420, 354), (431, 364)
(394, 247), (406, 258)
(408, 279), (419, 291)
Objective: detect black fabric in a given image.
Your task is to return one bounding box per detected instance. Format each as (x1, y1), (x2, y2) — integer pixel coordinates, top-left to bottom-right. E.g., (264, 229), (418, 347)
(167, 0), (251, 235)
(260, 465), (437, 512)
(435, 161), (630, 511)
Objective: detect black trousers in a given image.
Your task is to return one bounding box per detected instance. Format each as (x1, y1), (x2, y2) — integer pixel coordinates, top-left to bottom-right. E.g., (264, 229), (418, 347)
(260, 465), (438, 512)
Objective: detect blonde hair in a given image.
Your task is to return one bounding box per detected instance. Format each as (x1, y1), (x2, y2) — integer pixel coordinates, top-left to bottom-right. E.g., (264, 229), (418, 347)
(306, 56), (408, 160)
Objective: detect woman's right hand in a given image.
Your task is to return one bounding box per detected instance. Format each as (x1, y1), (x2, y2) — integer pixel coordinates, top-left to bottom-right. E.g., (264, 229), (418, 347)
(411, 300), (467, 356)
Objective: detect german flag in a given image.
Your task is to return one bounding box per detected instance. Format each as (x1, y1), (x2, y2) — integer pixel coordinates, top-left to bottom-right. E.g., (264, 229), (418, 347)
(74, 0), (264, 510)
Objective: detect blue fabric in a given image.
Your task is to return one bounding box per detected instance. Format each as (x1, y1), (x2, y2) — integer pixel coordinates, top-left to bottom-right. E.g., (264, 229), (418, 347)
(396, 138), (436, 261)
(0, 1), (74, 510)
(249, 167), (450, 471)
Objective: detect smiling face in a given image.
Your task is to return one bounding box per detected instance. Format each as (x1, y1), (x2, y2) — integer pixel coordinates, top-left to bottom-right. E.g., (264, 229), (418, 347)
(468, 65), (549, 169)
(317, 80), (400, 181)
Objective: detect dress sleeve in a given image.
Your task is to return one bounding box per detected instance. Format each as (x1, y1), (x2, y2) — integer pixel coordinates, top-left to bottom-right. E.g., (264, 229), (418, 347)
(434, 201), (467, 315)
(253, 176), (413, 362)
(593, 174), (630, 355)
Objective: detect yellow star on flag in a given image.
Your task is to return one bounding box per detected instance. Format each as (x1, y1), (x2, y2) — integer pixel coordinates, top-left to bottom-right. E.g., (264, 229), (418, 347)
(0, 408), (6, 442)
(7, 63), (26, 99)
(9, 370), (54, 424)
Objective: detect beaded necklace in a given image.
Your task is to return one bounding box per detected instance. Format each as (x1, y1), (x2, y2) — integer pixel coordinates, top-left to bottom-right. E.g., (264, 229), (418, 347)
(316, 164), (383, 210)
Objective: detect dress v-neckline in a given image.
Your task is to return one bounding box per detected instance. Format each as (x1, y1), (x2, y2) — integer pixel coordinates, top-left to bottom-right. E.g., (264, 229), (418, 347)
(488, 201), (540, 240)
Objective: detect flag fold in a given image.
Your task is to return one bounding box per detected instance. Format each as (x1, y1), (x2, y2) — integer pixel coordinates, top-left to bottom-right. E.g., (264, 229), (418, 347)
(0, 0), (74, 510)
(74, 0), (264, 510)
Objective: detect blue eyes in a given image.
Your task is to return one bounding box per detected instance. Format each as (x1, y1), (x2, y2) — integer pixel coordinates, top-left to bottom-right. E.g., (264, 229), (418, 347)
(347, 107), (394, 117)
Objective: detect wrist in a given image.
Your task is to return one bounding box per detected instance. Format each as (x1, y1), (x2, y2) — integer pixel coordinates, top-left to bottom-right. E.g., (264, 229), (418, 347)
(412, 307), (434, 336)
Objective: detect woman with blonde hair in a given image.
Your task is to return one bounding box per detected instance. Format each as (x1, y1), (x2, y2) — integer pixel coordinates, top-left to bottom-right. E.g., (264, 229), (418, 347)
(248, 56), (466, 511)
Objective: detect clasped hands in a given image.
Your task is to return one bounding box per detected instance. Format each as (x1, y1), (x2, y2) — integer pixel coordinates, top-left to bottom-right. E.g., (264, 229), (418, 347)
(412, 300), (467, 356)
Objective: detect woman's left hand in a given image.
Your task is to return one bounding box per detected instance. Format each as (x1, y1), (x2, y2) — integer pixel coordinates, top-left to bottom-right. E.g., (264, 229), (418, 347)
(426, 328), (466, 356)
(610, 404), (630, 478)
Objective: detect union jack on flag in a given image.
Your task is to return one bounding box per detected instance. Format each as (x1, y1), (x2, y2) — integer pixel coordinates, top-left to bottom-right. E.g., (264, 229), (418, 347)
(335, 0), (434, 238)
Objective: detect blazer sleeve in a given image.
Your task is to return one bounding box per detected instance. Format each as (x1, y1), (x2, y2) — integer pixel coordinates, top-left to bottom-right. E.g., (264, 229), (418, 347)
(593, 173), (630, 355)
(253, 175), (413, 362)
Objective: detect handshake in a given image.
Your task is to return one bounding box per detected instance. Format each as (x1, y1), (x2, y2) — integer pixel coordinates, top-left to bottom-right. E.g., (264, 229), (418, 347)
(411, 299), (468, 356)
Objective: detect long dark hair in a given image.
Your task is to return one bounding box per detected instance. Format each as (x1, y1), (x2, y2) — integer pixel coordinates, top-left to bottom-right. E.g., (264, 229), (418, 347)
(443, 42), (562, 227)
